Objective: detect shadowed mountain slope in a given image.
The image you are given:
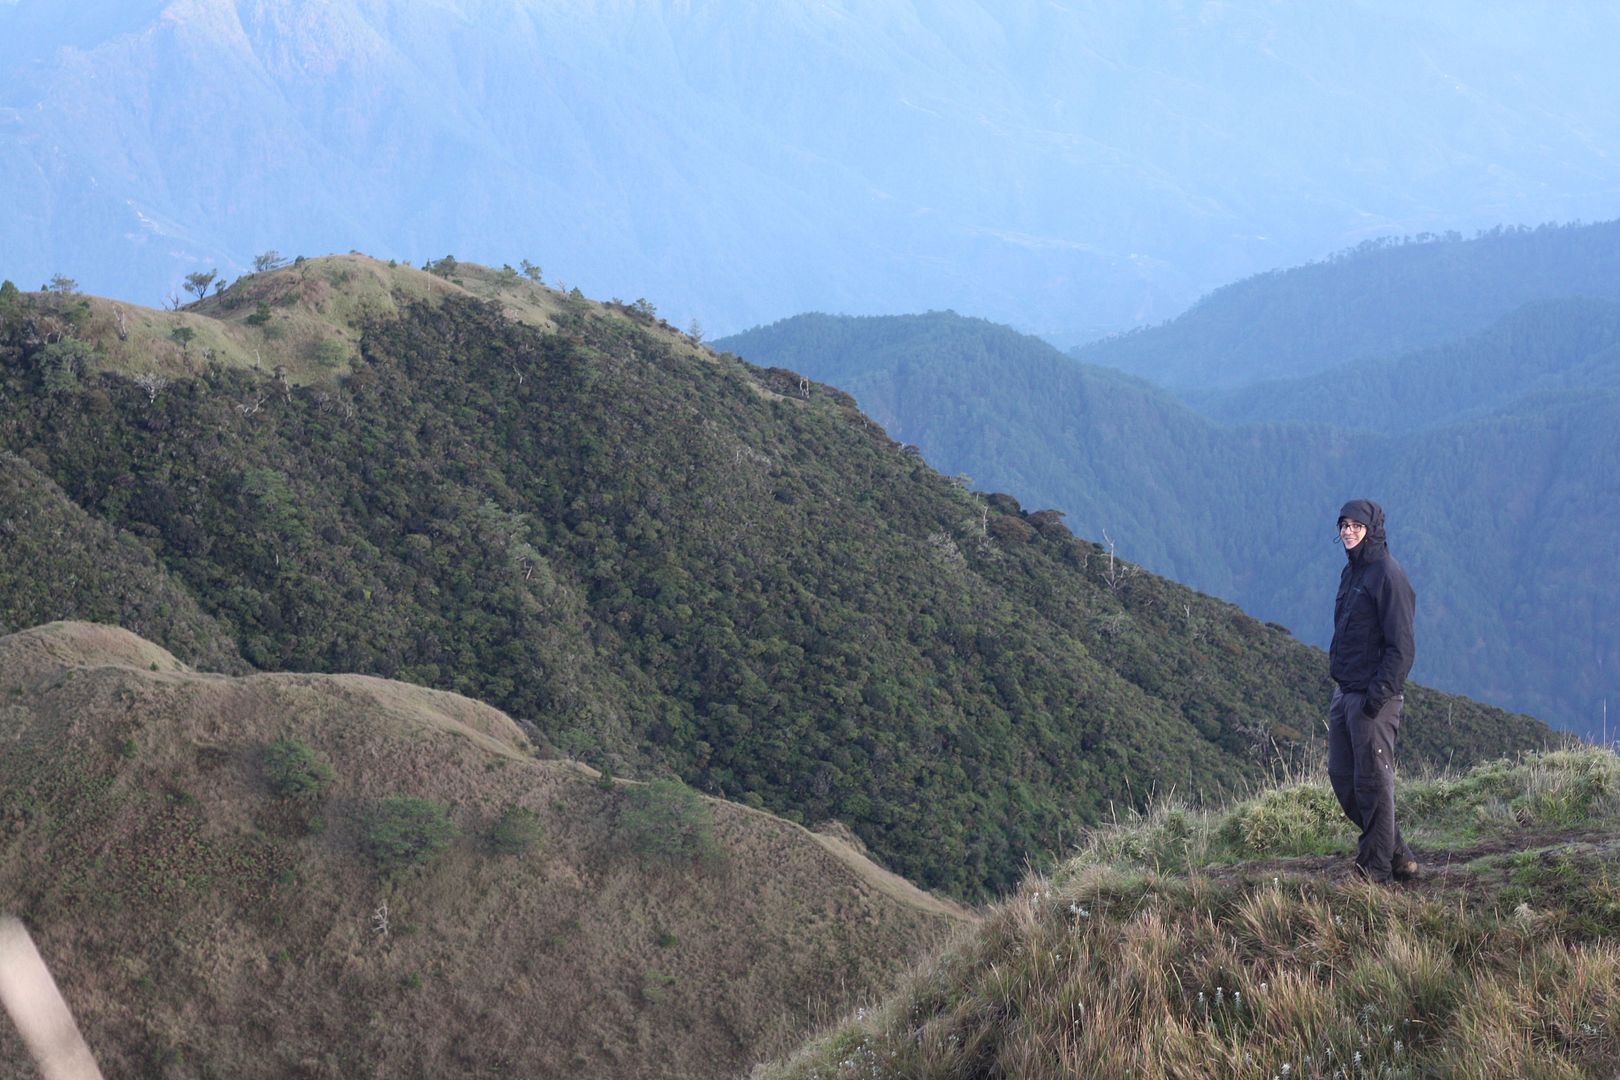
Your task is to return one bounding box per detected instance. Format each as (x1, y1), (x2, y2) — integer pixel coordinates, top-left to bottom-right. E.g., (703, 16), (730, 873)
(0, 452), (248, 673)
(718, 297), (1620, 737)
(0, 621), (968, 1079)
(1186, 296), (1620, 431)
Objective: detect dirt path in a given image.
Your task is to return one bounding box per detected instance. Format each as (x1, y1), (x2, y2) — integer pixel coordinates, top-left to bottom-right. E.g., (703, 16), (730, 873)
(1204, 826), (1620, 892)
(805, 829), (978, 923)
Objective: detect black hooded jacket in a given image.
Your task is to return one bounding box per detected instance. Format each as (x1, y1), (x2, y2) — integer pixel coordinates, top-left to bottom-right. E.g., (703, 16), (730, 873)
(1329, 499), (1416, 715)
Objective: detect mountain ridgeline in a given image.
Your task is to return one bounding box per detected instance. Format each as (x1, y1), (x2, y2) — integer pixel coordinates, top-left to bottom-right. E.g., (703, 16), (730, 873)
(1070, 220), (1620, 390)
(717, 223), (1620, 738)
(0, 258), (1549, 899)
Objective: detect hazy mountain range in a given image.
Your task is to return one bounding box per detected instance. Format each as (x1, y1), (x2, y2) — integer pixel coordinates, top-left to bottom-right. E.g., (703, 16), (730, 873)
(5, 0), (1620, 344)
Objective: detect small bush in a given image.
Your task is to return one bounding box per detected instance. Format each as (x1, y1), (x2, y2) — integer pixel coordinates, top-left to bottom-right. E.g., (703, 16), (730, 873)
(312, 338), (349, 367)
(263, 738), (335, 801)
(619, 779), (723, 868)
(1217, 783), (1347, 856)
(486, 804), (543, 856)
(365, 796), (458, 871)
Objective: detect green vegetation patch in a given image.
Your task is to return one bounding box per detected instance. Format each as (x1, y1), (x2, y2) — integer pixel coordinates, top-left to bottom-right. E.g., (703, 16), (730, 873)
(618, 779), (722, 869)
(262, 737), (336, 801)
(1069, 748), (1620, 880)
(363, 795), (458, 871)
(1217, 782), (1348, 858)
(1402, 748), (1620, 841)
(1484, 845), (1620, 941)
(485, 803), (543, 856)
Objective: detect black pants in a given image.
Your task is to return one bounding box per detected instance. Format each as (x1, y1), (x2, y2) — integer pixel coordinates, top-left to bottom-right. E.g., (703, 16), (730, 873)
(1327, 687), (1413, 881)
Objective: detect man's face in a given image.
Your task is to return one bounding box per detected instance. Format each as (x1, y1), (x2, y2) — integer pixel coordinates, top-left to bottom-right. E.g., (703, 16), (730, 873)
(1339, 518), (1367, 551)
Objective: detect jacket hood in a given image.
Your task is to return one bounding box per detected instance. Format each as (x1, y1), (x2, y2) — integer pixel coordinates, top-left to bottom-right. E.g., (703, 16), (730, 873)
(1339, 498), (1387, 562)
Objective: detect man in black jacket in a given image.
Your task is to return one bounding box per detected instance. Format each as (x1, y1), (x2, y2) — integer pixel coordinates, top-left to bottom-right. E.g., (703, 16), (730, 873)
(1328, 498), (1420, 883)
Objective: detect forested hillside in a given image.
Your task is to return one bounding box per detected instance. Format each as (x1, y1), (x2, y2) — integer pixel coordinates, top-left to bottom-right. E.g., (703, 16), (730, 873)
(1190, 296), (1620, 430)
(0, 260), (1550, 899)
(0, 452), (247, 674)
(719, 294), (1619, 736)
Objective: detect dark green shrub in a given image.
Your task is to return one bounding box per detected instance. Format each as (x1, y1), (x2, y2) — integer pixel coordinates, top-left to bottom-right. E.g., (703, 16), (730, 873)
(486, 804), (543, 856)
(365, 796), (458, 870)
(312, 338), (349, 367)
(263, 737), (335, 801)
(619, 779), (722, 868)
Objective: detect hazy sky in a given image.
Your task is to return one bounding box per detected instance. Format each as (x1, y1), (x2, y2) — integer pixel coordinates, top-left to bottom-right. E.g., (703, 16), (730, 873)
(3, 1), (1619, 340)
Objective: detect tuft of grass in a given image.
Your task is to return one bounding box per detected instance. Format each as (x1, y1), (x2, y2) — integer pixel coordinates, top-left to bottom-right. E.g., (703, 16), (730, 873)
(1217, 784), (1347, 858)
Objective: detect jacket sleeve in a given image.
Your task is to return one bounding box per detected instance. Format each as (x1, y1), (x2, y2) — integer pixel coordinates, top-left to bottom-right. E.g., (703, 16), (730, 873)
(1365, 565), (1416, 714)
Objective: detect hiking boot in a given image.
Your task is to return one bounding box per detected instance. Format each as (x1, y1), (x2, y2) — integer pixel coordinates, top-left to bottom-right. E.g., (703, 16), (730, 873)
(1351, 863), (1391, 885)
(1393, 858), (1422, 883)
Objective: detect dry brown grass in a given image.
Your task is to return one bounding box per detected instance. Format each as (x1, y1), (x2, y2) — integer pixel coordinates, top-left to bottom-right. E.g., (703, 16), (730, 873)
(0, 622), (967, 1079)
(51, 252), (728, 389)
(758, 747), (1620, 1079)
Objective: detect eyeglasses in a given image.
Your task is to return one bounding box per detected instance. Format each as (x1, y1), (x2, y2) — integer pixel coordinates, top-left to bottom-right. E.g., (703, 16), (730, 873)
(1338, 520), (1367, 532)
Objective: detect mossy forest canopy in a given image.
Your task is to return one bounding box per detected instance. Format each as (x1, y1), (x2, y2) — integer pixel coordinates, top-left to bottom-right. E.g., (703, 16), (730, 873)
(0, 273), (1550, 899)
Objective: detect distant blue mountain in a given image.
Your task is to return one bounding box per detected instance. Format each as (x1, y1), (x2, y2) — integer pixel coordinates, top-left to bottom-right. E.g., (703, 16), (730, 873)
(4, 1), (1620, 341)
(1075, 223), (1620, 391)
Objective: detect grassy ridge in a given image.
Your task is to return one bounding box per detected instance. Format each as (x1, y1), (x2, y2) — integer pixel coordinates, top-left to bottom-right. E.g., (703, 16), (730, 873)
(758, 747), (1620, 1078)
(0, 622), (966, 1079)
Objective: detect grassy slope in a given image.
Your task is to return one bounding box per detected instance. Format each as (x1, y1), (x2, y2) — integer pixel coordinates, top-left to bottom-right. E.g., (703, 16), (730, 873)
(0, 622), (968, 1080)
(46, 254), (569, 385)
(758, 746), (1620, 1079)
